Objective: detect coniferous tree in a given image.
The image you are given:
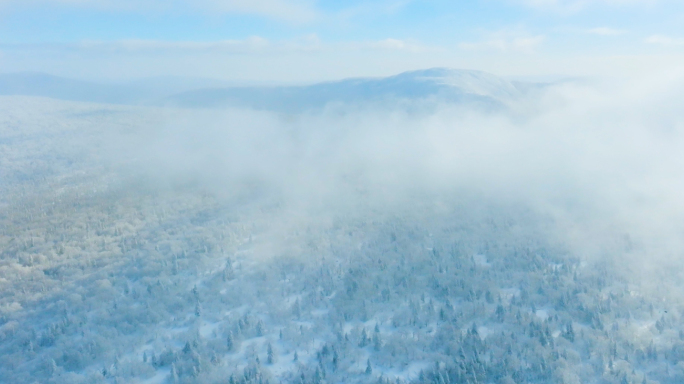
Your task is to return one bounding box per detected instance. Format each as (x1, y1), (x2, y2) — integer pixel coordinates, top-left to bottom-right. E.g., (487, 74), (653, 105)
(496, 305), (505, 322)
(360, 329), (369, 347)
(373, 332), (381, 351)
(332, 349), (338, 371)
(227, 332), (234, 351)
(293, 299), (301, 318)
(267, 343), (275, 364)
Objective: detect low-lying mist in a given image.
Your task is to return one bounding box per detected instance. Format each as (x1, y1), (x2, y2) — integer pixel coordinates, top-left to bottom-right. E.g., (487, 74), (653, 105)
(99, 72), (684, 284)
(3, 70), (684, 384)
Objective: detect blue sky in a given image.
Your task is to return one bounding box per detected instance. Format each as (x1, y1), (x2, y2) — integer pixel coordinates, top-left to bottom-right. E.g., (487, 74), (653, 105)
(1, 0), (683, 81)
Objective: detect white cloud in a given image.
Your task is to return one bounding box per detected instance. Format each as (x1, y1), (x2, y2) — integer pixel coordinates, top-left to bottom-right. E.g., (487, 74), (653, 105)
(0, 0), (318, 22)
(0, 37), (441, 81)
(586, 27), (627, 36)
(7, 36), (432, 56)
(334, 0), (414, 21)
(519, 0), (655, 6)
(0, 0), (145, 10)
(70, 37), (435, 55)
(198, 0), (317, 22)
(513, 0), (657, 12)
(346, 38), (438, 53)
(459, 35), (545, 53)
(645, 34), (684, 46)
(76, 37), (272, 53)
(4, 34), (684, 83)
(100, 71), (684, 278)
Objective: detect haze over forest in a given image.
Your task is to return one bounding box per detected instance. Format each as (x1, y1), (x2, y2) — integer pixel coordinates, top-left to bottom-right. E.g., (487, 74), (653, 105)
(2, 1), (684, 384)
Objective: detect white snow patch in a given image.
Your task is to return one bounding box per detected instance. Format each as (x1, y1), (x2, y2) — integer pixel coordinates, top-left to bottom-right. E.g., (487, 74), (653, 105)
(499, 288), (520, 304)
(535, 309), (549, 321)
(293, 320), (314, 329)
(477, 326), (491, 340)
(268, 350), (297, 376)
(310, 308), (329, 317)
(472, 254), (490, 267)
(380, 361), (432, 382)
(284, 294), (303, 306)
(199, 321), (220, 338)
(549, 263), (563, 271)
(140, 368), (169, 384)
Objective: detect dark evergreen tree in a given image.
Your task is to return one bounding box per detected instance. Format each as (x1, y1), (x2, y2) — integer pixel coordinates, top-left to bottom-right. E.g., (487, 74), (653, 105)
(267, 343), (275, 364)
(227, 331), (234, 351)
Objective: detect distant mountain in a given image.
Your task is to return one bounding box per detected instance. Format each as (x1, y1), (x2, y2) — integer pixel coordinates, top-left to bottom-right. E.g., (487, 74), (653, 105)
(166, 68), (524, 111)
(0, 72), (140, 104)
(0, 73), (234, 105)
(0, 68), (533, 111)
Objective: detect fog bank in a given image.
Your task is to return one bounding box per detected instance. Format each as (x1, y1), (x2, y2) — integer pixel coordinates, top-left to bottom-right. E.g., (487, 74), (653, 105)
(92, 72), (682, 279)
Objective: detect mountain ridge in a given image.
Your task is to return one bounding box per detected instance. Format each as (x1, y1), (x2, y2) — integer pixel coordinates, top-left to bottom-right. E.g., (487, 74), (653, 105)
(166, 68), (524, 111)
(0, 68), (536, 111)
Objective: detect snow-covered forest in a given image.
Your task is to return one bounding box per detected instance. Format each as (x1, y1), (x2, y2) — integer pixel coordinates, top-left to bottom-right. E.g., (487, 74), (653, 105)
(2, 78), (684, 384)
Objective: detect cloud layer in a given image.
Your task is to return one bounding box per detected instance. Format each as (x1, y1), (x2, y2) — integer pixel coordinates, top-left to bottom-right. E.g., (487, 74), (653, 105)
(515, 0), (657, 12)
(89, 70), (683, 283)
(0, 0), (318, 22)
